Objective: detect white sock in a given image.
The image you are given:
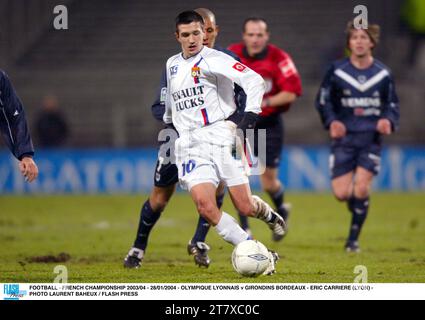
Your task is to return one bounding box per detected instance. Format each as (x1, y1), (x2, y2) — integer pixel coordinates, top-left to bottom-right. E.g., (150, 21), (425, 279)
(215, 212), (250, 246)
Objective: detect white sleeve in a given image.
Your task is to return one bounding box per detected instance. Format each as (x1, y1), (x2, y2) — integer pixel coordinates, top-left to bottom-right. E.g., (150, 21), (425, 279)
(208, 54), (265, 114)
(162, 64), (173, 124)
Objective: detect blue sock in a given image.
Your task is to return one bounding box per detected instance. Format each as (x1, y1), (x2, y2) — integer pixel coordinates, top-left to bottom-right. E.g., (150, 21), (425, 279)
(348, 197), (369, 242)
(216, 192), (225, 209)
(191, 193), (225, 244)
(347, 196), (355, 212)
(268, 185), (287, 220)
(191, 216), (211, 244)
(133, 200), (162, 251)
(238, 213), (250, 231)
(268, 185), (284, 209)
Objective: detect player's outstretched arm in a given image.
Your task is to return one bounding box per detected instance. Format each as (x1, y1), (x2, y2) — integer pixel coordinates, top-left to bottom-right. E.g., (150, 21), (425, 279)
(209, 54), (264, 115)
(1, 70), (38, 183)
(0, 70), (35, 161)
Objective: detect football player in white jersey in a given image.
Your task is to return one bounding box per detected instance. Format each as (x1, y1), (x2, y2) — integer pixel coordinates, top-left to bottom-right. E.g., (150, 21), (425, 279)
(163, 11), (286, 273)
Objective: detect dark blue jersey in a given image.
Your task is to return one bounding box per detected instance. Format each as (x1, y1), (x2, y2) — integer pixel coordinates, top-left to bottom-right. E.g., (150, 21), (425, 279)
(151, 45), (247, 123)
(0, 70), (34, 160)
(151, 68), (167, 122)
(315, 58), (399, 133)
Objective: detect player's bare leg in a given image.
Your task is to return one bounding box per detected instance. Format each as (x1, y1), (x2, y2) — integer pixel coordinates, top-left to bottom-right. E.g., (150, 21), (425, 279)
(353, 167), (373, 199)
(331, 171), (354, 201)
(190, 183), (250, 246)
(190, 183), (222, 225)
(332, 169), (372, 253)
(124, 184), (176, 268)
(227, 183), (255, 217)
(261, 168), (281, 192)
(149, 185), (177, 212)
(260, 167), (291, 241)
(228, 183), (286, 238)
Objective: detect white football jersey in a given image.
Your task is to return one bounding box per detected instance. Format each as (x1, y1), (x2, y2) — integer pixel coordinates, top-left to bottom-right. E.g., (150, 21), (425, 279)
(163, 46), (265, 133)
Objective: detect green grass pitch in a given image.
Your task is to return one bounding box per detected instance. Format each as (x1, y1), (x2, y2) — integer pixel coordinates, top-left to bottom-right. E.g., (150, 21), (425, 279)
(0, 193), (424, 283)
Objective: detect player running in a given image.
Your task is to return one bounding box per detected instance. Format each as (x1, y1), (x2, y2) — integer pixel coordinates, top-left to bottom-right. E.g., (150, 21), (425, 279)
(315, 21), (400, 253)
(163, 10), (285, 274)
(0, 69), (38, 183)
(124, 9), (247, 269)
(229, 18), (302, 240)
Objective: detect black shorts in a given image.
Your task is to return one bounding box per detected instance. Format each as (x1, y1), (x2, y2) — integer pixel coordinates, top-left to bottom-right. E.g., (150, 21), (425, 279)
(154, 161), (179, 187)
(253, 116), (284, 168)
(330, 132), (382, 179)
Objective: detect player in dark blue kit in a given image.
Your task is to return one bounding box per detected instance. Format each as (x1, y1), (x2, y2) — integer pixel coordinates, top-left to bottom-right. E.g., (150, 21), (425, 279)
(315, 22), (399, 253)
(124, 8), (246, 268)
(0, 70), (38, 183)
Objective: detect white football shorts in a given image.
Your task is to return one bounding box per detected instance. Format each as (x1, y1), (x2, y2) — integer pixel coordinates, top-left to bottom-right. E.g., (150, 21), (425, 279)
(175, 121), (249, 191)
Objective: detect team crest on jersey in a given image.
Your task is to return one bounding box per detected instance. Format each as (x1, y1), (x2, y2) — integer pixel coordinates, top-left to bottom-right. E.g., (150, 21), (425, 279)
(170, 65), (179, 76)
(357, 75), (367, 84)
(233, 62), (248, 73)
(373, 90), (380, 97)
(191, 66), (201, 84)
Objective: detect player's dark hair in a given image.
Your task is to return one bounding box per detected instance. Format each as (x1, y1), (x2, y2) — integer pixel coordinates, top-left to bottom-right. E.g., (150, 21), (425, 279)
(175, 10), (204, 32)
(243, 17), (268, 32)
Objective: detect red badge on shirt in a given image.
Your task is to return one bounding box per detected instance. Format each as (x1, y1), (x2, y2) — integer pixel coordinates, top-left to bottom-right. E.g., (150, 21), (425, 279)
(232, 62), (248, 73)
(278, 58), (298, 78)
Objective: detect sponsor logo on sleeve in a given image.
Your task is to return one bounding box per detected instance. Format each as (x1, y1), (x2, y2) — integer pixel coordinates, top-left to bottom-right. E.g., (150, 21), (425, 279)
(170, 65), (179, 76)
(232, 62), (248, 73)
(278, 58), (298, 78)
(160, 87), (167, 103)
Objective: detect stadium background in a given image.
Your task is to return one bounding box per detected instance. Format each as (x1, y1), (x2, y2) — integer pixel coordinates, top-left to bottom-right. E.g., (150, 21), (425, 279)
(0, 0), (424, 193)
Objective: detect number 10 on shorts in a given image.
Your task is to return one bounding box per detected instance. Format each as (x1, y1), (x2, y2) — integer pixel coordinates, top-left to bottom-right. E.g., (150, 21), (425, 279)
(182, 160), (196, 176)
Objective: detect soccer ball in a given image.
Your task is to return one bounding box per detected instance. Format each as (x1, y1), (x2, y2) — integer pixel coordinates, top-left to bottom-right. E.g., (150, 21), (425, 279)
(232, 240), (271, 277)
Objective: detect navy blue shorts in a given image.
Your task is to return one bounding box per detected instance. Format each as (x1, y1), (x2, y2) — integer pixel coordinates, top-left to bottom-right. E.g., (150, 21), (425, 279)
(254, 116), (283, 168)
(330, 132), (382, 179)
(154, 161), (179, 187)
